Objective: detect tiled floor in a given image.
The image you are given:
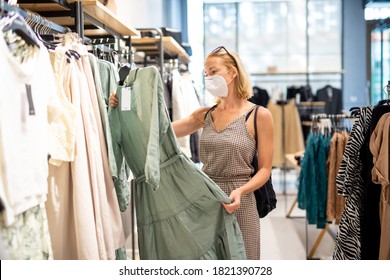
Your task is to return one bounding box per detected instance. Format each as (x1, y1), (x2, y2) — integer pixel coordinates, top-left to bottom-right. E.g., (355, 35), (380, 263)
(124, 168), (337, 260)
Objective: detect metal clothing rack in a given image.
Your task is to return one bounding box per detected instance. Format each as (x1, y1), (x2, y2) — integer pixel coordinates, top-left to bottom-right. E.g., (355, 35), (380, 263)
(17, 0), (138, 53)
(285, 153), (304, 219)
(130, 28), (191, 80)
(275, 100), (288, 212)
(7, 0), (141, 260)
(2, 1), (71, 34)
(302, 113), (356, 259)
(285, 104), (325, 220)
(133, 28), (165, 77)
(5, 1), (132, 64)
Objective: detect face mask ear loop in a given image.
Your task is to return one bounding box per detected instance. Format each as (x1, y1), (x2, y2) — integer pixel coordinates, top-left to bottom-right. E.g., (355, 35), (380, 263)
(225, 68), (237, 86)
(226, 77), (234, 86)
(220, 69), (231, 77)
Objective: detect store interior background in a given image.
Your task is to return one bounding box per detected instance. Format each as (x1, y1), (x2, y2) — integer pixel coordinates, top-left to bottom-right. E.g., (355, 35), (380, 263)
(113, 0), (389, 259)
(117, 0), (389, 108)
(2, 0), (389, 261)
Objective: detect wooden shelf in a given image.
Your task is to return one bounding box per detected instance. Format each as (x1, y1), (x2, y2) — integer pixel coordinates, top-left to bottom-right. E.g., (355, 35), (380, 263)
(16, 3), (70, 12)
(132, 36), (190, 64)
(69, 0), (139, 36)
(18, 0), (139, 37)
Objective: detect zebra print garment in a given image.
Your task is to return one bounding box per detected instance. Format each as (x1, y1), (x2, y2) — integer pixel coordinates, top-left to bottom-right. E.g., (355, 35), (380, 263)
(333, 106), (373, 260)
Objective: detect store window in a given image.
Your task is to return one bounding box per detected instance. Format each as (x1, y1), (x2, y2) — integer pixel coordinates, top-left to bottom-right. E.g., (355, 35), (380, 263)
(238, 0), (307, 74)
(202, 0), (342, 95)
(370, 24), (390, 104)
(364, 1), (390, 104)
(307, 0), (341, 72)
(204, 2), (237, 53)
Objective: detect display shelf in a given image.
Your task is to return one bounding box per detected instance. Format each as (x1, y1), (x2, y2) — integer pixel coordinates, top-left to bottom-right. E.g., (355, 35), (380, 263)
(67, 0), (139, 36)
(18, 0), (139, 37)
(16, 3), (70, 12)
(132, 36), (190, 64)
(3, 1), (71, 34)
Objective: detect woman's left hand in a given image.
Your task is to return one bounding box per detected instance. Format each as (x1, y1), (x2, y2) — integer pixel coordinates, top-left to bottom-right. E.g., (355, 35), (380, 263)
(222, 189), (242, 214)
(109, 92), (118, 107)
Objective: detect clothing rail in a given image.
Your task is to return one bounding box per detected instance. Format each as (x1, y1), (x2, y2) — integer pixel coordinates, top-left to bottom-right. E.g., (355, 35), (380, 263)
(304, 112), (356, 259)
(2, 2), (71, 34)
(311, 113), (356, 120)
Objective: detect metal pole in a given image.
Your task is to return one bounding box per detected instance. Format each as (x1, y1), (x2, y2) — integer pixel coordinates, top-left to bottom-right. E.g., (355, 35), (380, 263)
(74, 1), (84, 42)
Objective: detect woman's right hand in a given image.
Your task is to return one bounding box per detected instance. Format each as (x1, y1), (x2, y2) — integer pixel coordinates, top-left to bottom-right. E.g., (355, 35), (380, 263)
(109, 92), (118, 107)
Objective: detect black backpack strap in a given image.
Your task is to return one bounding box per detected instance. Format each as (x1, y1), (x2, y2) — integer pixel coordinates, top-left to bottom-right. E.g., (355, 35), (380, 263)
(245, 105), (257, 121)
(204, 104), (218, 121)
(245, 106), (259, 145)
(253, 106), (259, 146)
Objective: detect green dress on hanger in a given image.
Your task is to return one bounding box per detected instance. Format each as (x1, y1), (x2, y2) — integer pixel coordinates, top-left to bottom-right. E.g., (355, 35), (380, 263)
(108, 66), (245, 260)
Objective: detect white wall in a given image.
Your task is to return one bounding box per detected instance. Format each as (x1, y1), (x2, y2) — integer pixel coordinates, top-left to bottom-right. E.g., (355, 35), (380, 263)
(115, 0), (164, 29)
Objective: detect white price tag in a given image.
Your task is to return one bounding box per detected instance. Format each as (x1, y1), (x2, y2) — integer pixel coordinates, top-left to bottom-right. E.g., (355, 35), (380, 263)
(121, 87), (131, 111)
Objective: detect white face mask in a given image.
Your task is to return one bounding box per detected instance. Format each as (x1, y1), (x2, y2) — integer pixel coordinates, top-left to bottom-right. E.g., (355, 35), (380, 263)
(204, 74), (229, 98)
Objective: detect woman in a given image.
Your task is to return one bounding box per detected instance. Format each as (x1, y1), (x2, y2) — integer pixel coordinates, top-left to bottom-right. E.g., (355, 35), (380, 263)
(110, 46), (274, 259)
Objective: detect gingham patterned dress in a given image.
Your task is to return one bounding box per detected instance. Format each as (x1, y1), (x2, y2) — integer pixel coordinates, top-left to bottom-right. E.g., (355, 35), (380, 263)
(200, 105), (260, 260)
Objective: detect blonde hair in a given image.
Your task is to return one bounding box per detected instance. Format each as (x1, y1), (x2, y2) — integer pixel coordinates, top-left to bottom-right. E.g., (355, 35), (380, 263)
(206, 48), (253, 100)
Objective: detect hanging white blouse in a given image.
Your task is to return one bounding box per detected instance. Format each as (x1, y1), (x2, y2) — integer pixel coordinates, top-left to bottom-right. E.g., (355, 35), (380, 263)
(0, 35), (62, 226)
(47, 46), (77, 165)
(171, 70), (201, 158)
